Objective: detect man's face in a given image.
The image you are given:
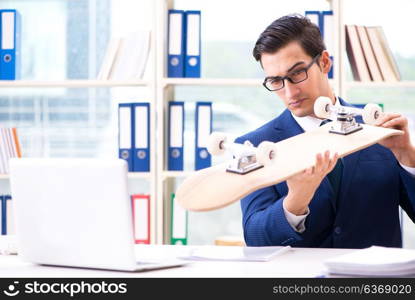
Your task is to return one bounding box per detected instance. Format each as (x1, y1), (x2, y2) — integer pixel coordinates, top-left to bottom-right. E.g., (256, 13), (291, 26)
(261, 42), (325, 118)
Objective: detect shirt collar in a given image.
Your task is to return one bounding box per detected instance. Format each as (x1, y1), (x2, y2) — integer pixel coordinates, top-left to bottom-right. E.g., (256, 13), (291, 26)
(291, 97), (340, 132)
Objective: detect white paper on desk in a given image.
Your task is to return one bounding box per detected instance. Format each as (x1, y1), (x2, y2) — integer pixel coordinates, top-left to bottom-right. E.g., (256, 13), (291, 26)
(180, 246), (291, 262)
(0, 235), (18, 255)
(324, 246), (415, 276)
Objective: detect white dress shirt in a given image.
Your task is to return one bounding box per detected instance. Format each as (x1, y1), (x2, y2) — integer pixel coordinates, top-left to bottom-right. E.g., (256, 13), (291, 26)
(283, 97), (415, 233)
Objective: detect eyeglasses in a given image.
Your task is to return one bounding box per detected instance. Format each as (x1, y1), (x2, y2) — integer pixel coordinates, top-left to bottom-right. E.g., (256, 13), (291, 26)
(262, 54), (321, 91)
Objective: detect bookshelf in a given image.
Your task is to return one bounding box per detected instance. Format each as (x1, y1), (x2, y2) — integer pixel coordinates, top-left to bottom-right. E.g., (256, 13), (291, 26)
(345, 81), (415, 88)
(162, 78), (263, 87)
(0, 172), (152, 180)
(162, 171), (194, 179)
(153, 0), (346, 244)
(0, 80), (150, 88)
(156, 0), (415, 247)
(0, 1), (160, 244)
(1, 0), (413, 246)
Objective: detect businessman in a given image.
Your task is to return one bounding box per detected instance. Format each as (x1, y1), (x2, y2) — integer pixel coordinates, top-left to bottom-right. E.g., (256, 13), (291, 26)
(236, 15), (415, 248)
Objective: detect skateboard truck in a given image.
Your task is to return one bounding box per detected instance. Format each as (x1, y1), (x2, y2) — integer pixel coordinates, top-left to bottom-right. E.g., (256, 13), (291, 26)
(208, 133), (279, 174)
(226, 140), (264, 174)
(314, 97), (382, 135)
(329, 107), (363, 135)
(208, 133), (263, 174)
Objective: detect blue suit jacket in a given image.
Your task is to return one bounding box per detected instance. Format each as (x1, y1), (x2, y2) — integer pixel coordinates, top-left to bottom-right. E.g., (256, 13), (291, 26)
(236, 98), (415, 248)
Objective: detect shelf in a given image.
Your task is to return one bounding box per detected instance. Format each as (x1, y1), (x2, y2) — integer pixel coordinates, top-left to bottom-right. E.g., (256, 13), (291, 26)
(0, 80), (150, 88)
(127, 172), (152, 179)
(162, 78), (263, 87)
(0, 173), (151, 180)
(345, 81), (415, 88)
(162, 171), (195, 180)
(163, 78), (337, 88)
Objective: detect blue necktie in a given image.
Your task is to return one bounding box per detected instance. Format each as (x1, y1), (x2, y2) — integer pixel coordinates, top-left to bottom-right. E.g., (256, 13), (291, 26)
(320, 120), (344, 201)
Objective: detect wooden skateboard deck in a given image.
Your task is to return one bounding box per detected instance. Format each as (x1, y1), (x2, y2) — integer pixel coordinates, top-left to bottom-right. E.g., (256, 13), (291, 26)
(175, 123), (403, 211)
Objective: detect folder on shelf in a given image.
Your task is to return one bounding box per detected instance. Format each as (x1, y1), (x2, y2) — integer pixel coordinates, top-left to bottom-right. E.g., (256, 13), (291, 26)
(132, 102), (150, 172)
(4, 195), (13, 235)
(195, 101), (212, 170)
(0, 195), (12, 235)
(345, 24), (371, 81)
(168, 101), (184, 171)
(0, 10), (21, 80)
(0, 196), (4, 235)
(305, 11), (334, 78)
(131, 194), (150, 244)
(356, 26), (383, 82)
(118, 103), (133, 171)
(305, 11), (320, 27)
(184, 10), (201, 78)
(170, 193), (188, 245)
(321, 11), (334, 79)
(167, 10), (186, 78)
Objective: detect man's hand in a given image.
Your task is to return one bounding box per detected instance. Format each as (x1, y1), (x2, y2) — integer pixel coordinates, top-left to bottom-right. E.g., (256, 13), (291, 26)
(375, 113), (415, 167)
(283, 150), (339, 216)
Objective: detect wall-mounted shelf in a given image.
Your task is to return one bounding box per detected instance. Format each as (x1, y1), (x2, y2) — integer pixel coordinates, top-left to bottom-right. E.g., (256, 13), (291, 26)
(162, 78), (263, 87)
(0, 80), (150, 88)
(345, 81), (415, 88)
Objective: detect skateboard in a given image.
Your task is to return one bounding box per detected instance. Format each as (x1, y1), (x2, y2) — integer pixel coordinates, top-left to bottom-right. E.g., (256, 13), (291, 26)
(175, 97), (404, 211)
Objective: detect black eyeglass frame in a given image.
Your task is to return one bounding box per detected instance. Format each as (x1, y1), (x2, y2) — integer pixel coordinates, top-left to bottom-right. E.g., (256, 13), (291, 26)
(262, 54), (321, 91)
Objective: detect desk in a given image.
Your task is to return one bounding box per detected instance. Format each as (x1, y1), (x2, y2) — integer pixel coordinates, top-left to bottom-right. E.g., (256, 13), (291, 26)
(0, 246), (354, 277)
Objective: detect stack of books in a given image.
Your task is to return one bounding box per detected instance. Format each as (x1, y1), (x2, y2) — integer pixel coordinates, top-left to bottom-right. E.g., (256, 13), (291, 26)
(97, 30), (151, 80)
(0, 128), (21, 174)
(345, 25), (400, 82)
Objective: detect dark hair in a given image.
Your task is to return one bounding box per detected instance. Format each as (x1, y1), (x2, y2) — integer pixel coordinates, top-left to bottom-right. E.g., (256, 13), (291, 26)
(253, 14), (325, 64)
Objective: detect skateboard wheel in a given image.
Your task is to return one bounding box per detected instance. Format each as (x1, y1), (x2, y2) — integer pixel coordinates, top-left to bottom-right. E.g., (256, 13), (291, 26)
(314, 96), (332, 119)
(207, 132), (228, 156)
(256, 141), (277, 166)
(362, 103), (382, 125)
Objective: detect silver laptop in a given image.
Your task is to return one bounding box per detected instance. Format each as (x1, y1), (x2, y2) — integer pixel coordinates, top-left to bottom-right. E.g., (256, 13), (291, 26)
(9, 158), (187, 272)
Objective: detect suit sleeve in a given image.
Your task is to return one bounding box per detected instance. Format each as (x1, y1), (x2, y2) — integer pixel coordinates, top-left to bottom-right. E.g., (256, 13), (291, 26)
(241, 185), (304, 246)
(399, 166), (415, 222)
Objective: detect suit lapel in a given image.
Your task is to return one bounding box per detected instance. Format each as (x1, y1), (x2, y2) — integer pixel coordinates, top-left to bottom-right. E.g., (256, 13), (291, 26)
(272, 109), (304, 140)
